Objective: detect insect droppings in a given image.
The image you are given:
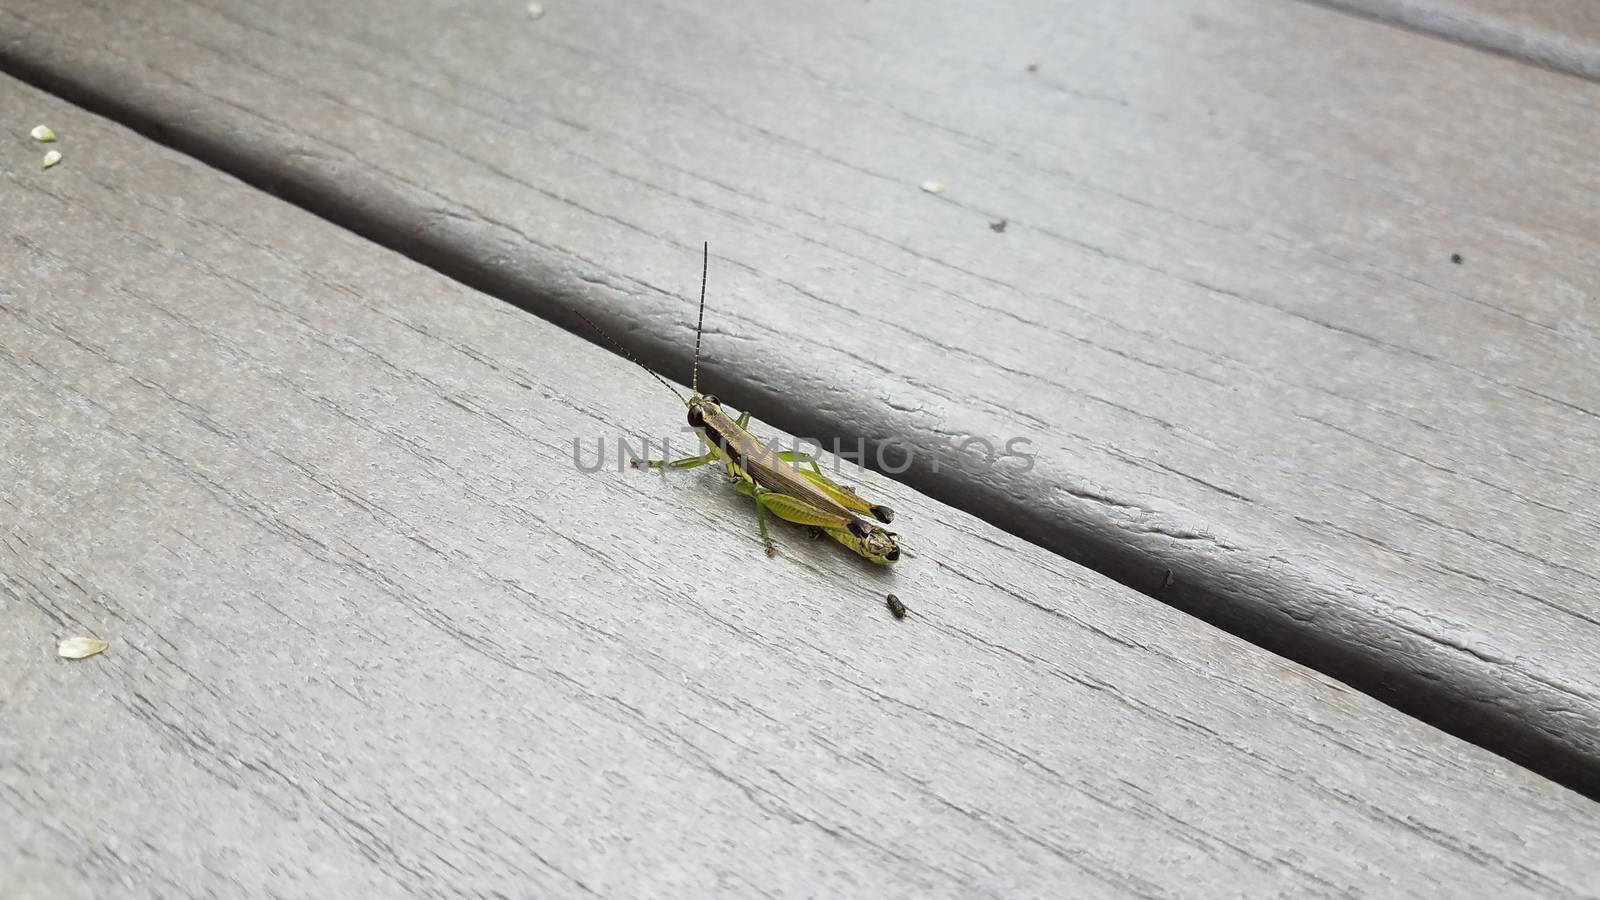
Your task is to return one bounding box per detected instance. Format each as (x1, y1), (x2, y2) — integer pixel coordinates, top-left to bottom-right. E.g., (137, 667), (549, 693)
(990, 219), (1008, 233)
(886, 594), (907, 619)
(1450, 253), (1463, 264)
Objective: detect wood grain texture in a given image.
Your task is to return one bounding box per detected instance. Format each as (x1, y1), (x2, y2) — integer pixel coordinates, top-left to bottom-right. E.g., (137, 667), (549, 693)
(1307, 0), (1600, 81)
(5, 78), (1600, 900)
(2, 0), (1599, 790)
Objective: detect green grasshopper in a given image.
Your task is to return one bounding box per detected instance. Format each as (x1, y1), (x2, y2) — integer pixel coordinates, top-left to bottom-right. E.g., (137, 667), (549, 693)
(580, 243), (901, 564)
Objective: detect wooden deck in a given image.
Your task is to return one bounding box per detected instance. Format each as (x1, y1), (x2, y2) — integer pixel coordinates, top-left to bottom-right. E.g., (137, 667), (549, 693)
(3, 0), (1598, 895)
(1315, 0), (1600, 79)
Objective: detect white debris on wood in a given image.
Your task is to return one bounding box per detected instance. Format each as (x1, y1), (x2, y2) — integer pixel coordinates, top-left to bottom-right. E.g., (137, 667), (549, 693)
(919, 179), (946, 194)
(30, 124), (57, 142)
(58, 636), (109, 659)
(42, 149), (62, 169)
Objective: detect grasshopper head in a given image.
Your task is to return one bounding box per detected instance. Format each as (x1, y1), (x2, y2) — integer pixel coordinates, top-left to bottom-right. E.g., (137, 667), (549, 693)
(828, 523), (901, 565)
(686, 393), (722, 429)
(865, 528), (902, 564)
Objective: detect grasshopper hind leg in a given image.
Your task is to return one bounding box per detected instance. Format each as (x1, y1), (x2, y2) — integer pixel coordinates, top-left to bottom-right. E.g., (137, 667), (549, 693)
(775, 451), (896, 524)
(734, 481), (867, 559)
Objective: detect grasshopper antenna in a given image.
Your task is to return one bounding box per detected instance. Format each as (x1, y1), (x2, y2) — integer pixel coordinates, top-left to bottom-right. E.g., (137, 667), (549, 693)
(691, 241), (708, 396)
(570, 307), (689, 406)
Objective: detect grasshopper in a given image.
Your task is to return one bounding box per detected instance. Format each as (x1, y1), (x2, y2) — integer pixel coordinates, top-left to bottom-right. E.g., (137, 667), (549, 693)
(579, 243), (901, 564)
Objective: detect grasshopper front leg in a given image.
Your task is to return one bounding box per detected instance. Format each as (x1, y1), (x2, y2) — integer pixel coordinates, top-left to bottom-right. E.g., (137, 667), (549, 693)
(632, 430), (725, 471)
(633, 450), (717, 471)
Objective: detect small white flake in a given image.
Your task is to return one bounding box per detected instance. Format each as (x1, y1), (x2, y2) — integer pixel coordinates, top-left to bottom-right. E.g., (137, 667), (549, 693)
(30, 124), (57, 142)
(920, 179), (946, 194)
(527, 2), (545, 18)
(41, 149), (62, 169)
(58, 636), (109, 659)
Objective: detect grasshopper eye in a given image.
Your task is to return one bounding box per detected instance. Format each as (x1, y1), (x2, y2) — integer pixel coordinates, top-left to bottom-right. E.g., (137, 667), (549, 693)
(702, 394), (720, 407)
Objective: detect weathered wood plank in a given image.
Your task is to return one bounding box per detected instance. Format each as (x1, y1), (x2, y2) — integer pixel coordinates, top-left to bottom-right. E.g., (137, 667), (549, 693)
(2, 0), (1598, 791)
(1310, 0), (1600, 80)
(4, 78), (1599, 899)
